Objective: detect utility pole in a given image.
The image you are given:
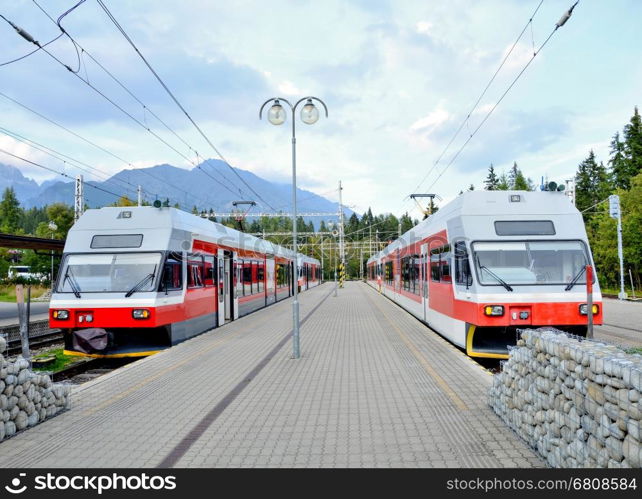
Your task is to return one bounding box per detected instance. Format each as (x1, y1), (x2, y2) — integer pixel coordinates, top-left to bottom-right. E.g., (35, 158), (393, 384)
(565, 179), (576, 206)
(137, 185), (142, 206)
(320, 237), (324, 283)
(74, 175), (84, 222)
(609, 195), (627, 299)
(398, 222), (402, 238)
(338, 181), (345, 288)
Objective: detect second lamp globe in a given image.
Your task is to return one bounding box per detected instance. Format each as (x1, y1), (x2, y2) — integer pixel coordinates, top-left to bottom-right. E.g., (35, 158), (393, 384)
(300, 99), (319, 125)
(267, 101), (287, 125)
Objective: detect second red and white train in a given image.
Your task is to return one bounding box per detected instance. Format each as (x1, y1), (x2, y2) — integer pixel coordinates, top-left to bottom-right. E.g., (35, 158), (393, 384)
(367, 190), (602, 359)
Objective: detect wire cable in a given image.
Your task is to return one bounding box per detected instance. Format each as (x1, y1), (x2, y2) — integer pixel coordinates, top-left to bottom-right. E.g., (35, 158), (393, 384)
(0, 124), (140, 197)
(0, 147), (123, 199)
(29, 1), (245, 201)
(95, 0), (277, 211)
(410, 0), (546, 197)
(425, 21), (567, 193)
(0, 91), (212, 209)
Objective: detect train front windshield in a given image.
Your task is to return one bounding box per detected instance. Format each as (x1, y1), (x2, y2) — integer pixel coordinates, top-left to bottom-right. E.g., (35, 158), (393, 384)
(57, 252), (162, 293)
(472, 241), (590, 286)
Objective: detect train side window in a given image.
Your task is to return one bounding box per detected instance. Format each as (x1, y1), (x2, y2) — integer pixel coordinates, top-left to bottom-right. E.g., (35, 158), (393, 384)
(385, 261), (393, 285)
(440, 250), (452, 283)
(257, 263), (265, 292)
(454, 241), (473, 287)
(187, 255), (204, 288)
(243, 261), (252, 296)
(160, 259), (182, 291)
(203, 255), (215, 287)
(430, 253), (440, 282)
(412, 255), (420, 294)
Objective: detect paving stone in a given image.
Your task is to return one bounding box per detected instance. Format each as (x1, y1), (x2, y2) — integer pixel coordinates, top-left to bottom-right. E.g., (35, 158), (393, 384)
(0, 282), (542, 468)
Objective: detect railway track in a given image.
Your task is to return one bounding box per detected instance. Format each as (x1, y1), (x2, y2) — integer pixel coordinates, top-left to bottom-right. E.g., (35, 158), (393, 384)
(51, 357), (138, 384)
(6, 330), (64, 356)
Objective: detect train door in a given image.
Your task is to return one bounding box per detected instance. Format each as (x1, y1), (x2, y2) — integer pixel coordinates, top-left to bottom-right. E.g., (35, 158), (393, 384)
(217, 249), (228, 324)
(290, 261), (295, 296)
(232, 251), (239, 320)
(421, 243), (428, 322)
(304, 264), (309, 290)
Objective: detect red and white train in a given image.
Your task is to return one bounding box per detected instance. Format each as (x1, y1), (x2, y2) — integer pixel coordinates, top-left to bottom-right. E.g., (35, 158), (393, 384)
(49, 206), (320, 358)
(367, 190), (602, 359)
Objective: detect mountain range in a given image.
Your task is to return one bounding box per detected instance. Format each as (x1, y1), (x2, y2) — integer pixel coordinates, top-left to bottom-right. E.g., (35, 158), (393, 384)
(0, 160), (350, 220)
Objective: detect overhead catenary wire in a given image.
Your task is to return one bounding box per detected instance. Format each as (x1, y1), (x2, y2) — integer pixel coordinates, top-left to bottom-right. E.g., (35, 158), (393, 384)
(95, 0), (277, 211)
(424, 1), (580, 194)
(29, 0), (247, 201)
(0, 124), (140, 198)
(0, 91), (213, 210)
(0, 147), (123, 200)
(2, 9), (241, 206)
(409, 0), (546, 198)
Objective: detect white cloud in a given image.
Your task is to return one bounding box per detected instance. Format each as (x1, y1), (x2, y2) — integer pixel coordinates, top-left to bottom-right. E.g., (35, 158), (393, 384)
(0, 0), (639, 216)
(410, 108), (451, 134)
(416, 21), (433, 36)
(277, 80), (304, 96)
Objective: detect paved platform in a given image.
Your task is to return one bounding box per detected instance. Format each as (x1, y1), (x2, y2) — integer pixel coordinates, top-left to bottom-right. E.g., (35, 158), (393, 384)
(0, 282), (543, 468)
(595, 297), (642, 348)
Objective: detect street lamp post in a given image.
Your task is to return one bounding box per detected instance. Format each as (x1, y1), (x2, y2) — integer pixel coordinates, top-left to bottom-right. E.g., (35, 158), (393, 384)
(260, 96), (328, 359)
(48, 221), (57, 288)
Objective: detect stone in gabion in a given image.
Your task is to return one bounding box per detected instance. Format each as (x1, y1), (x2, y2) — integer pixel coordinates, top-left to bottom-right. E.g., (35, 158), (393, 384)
(0, 351), (71, 444)
(489, 328), (642, 469)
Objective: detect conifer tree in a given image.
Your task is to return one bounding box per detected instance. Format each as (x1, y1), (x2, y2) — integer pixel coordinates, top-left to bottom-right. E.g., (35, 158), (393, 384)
(484, 164), (499, 190)
(622, 106), (642, 187)
(497, 172), (510, 190)
(574, 150), (609, 219)
(609, 131), (627, 189)
(0, 187), (21, 234)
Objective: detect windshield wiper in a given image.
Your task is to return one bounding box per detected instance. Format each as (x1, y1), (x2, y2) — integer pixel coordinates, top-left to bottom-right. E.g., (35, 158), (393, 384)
(476, 256), (513, 291)
(63, 267), (81, 298)
(125, 266), (157, 297)
(565, 266), (586, 291)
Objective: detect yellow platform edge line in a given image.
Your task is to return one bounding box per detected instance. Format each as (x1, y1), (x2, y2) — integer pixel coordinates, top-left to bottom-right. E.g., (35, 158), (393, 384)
(64, 349), (163, 359)
(365, 289), (470, 412)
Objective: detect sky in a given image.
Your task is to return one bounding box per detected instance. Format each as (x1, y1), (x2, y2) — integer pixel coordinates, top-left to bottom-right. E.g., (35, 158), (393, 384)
(0, 0), (641, 218)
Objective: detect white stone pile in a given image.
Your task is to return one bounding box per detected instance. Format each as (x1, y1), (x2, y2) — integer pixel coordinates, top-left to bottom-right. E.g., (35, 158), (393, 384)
(0, 336), (71, 442)
(489, 329), (642, 468)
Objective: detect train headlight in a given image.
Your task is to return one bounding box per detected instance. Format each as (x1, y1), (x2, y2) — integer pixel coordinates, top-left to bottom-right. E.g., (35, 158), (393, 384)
(132, 309), (151, 320)
(484, 305), (504, 316)
(579, 304), (599, 315)
(52, 309), (69, 320)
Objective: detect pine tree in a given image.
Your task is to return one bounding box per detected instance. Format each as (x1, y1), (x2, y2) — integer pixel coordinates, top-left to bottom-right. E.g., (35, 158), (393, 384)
(513, 171), (530, 191)
(468, 184), (475, 191)
(508, 162), (519, 188)
(497, 172), (510, 190)
(609, 131), (627, 189)
(0, 187), (21, 234)
(622, 106), (642, 187)
(574, 150), (609, 219)
(484, 164), (499, 190)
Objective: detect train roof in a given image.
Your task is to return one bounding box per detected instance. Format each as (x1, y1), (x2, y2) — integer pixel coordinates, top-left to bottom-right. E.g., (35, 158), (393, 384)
(66, 206), (311, 261)
(367, 190), (582, 263)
